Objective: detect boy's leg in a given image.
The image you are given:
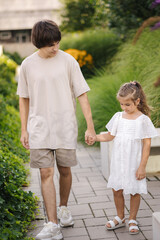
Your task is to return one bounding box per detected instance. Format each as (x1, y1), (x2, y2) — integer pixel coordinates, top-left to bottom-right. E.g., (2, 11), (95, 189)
(40, 167), (57, 223)
(129, 193), (141, 233)
(55, 149), (77, 206)
(107, 189), (125, 228)
(56, 149), (77, 227)
(30, 149), (63, 239)
(57, 165), (72, 206)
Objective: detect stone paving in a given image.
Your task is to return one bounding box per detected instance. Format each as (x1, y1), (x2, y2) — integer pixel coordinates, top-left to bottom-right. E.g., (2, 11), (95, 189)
(26, 144), (160, 240)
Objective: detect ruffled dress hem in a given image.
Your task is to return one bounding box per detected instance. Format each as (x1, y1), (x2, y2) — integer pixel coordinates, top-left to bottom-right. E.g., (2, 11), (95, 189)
(107, 184), (147, 195)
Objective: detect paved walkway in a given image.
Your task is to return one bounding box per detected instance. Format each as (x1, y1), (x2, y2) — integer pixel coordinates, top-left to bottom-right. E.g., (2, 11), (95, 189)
(26, 144), (160, 240)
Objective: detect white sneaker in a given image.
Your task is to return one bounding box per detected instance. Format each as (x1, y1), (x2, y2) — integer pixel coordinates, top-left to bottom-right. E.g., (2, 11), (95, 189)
(35, 222), (63, 240)
(57, 206), (74, 227)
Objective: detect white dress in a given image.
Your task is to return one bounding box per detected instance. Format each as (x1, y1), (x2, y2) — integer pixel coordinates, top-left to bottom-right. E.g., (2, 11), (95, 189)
(106, 112), (158, 195)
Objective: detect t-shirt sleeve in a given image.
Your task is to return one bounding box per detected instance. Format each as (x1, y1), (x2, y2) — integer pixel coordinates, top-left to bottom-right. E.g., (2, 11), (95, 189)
(70, 59), (90, 98)
(16, 62), (29, 98)
(135, 115), (159, 139)
(105, 112), (120, 136)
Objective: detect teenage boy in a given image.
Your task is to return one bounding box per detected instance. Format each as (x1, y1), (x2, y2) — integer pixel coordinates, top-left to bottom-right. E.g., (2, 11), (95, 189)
(17, 20), (96, 240)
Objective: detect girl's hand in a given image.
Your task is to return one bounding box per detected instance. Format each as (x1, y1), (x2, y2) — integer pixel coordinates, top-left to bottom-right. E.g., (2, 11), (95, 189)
(136, 166), (146, 180)
(86, 135), (96, 145)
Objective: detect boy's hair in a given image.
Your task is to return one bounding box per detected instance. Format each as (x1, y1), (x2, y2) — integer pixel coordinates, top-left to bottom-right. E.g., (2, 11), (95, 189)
(31, 20), (61, 49)
(117, 81), (150, 116)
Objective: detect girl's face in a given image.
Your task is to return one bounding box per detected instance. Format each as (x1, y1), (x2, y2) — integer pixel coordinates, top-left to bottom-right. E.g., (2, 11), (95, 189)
(118, 96), (140, 114)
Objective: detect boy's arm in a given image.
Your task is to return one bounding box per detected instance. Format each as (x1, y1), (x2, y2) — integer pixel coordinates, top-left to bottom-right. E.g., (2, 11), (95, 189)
(19, 97), (30, 149)
(77, 93), (96, 145)
(136, 138), (151, 180)
(96, 132), (115, 142)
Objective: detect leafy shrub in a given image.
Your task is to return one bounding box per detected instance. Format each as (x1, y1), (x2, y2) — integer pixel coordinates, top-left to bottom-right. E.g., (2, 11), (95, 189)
(0, 55), (37, 239)
(0, 96), (29, 161)
(76, 28), (160, 142)
(0, 148), (37, 240)
(60, 29), (121, 72)
(3, 51), (24, 65)
(0, 55), (18, 109)
(65, 49), (94, 77)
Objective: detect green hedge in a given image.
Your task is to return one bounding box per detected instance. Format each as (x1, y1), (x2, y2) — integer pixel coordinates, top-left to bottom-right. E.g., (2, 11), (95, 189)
(60, 29), (121, 75)
(0, 55), (19, 109)
(76, 29), (160, 142)
(3, 51), (24, 65)
(0, 55), (37, 240)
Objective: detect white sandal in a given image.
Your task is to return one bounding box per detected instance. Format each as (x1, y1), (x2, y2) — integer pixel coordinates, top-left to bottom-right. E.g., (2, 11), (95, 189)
(128, 219), (139, 235)
(106, 216), (125, 230)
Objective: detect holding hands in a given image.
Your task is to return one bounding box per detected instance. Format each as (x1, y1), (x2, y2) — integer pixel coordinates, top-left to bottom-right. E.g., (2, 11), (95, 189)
(85, 129), (96, 145)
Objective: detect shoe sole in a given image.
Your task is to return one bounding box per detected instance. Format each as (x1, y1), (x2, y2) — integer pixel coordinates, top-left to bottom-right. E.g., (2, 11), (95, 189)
(129, 231), (139, 235)
(35, 233), (63, 240)
(106, 223), (126, 230)
(60, 221), (74, 228)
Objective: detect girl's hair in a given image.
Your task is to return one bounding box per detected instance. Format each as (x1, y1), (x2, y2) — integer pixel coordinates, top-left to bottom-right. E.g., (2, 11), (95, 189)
(117, 81), (150, 116)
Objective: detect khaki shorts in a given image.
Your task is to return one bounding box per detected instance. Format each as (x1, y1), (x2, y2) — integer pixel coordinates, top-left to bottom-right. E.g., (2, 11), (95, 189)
(30, 149), (77, 168)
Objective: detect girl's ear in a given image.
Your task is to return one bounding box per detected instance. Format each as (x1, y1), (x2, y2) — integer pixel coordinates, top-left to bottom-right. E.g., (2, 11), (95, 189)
(136, 98), (140, 106)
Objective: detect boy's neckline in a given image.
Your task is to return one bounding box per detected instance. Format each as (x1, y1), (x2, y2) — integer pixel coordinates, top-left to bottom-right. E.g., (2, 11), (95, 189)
(121, 111), (143, 120)
(36, 50), (59, 59)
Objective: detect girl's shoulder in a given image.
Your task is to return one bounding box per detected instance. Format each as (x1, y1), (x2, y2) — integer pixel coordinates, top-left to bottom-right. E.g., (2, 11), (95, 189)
(138, 114), (152, 123)
(135, 114), (158, 139)
(112, 111), (122, 118)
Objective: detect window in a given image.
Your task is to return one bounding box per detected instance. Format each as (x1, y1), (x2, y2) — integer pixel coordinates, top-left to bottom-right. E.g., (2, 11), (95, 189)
(0, 31), (12, 40)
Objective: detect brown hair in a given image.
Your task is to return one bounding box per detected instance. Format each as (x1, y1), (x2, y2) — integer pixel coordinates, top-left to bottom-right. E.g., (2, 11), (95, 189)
(31, 20), (61, 49)
(117, 81), (150, 116)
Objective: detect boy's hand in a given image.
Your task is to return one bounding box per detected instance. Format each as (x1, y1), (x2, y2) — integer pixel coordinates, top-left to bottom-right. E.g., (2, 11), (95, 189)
(136, 166), (146, 180)
(85, 129), (96, 145)
(20, 131), (30, 149)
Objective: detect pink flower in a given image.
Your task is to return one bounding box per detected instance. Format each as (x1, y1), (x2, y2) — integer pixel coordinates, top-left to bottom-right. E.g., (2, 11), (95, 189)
(151, 21), (160, 30)
(151, 0), (160, 8)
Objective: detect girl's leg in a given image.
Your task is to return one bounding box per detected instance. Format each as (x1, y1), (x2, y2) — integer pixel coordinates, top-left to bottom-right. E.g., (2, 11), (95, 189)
(129, 194), (141, 233)
(107, 189), (125, 228)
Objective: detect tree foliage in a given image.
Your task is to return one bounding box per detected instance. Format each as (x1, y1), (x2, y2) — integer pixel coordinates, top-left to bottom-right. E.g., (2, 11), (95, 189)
(60, 0), (160, 35)
(61, 0), (95, 32)
(107, 0), (160, 35)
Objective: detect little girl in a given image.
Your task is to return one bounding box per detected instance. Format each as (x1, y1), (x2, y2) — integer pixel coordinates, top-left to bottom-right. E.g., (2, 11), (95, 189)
(90, 81), (158, 235)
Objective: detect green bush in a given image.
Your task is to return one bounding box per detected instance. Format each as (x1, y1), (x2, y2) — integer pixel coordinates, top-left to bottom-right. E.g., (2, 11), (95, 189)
(0, 96), (29, 161)
(60, 29), (121, 71)
(0, 55), (18, 109)
(76, 28), (160, 142)
(0, 56), (37, 239)
(0, 148), (37, 240)
(3, 51), (24, 65)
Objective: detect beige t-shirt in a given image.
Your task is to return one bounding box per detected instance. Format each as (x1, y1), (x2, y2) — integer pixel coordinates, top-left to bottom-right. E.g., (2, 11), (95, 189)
(17, 50), (90, 149)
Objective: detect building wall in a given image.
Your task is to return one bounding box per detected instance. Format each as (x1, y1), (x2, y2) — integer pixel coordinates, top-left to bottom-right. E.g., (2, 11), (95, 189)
(0, 0), (62, 30)
(3, 42), (37, 57)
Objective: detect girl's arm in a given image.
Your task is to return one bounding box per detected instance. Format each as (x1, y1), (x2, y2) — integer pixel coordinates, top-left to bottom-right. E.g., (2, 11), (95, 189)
(136, 138), (151, 180)
(96, 132), (115, 142)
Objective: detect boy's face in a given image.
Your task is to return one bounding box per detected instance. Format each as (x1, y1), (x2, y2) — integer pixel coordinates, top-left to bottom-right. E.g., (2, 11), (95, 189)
(40, 41), (60, 58)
